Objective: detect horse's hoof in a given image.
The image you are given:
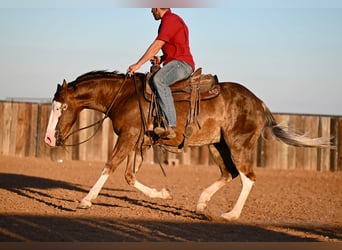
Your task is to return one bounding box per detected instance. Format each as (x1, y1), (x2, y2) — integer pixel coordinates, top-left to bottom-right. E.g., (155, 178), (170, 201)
(77, 199), (92, 209)
(195, 203), (207, 214)
(220, 211), (240, 221)
(161, 188), (173, 199)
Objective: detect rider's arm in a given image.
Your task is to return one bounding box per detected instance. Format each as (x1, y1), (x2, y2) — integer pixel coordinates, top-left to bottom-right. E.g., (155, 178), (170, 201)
(128, 39), (165, 73)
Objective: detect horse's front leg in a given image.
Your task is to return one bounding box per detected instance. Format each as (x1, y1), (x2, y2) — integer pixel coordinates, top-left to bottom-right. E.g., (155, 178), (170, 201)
(78, 135), (135, 209)
(125, 146), (172, 199)
(78, 166), (110, 209)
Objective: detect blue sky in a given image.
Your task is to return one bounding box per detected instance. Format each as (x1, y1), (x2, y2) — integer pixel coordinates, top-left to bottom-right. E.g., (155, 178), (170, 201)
(0, 1), (341, 115)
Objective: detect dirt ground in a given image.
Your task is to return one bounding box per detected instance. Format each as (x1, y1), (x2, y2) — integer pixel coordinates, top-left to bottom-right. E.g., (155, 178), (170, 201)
(0, 155), (341, 242)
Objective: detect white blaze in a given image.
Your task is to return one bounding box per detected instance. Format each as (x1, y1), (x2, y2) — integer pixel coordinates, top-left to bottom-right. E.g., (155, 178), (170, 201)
(44, 101), (62, 147)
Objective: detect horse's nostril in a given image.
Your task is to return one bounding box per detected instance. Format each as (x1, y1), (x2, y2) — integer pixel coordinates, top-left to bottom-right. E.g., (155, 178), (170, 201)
(45, 136), (52, 144)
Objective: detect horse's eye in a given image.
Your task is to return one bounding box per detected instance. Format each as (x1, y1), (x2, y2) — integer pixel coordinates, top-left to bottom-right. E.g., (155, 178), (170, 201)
(62, 103), (68, 111)
(55, 103), (61, 111)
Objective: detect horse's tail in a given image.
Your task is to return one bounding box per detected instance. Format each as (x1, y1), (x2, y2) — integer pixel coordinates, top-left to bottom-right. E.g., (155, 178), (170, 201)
(263, 103), (334, 149)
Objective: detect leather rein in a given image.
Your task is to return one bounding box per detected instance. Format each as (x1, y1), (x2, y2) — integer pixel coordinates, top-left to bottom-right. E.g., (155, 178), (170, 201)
(59, 72), (166, 177)
(61, 73), (130, 146)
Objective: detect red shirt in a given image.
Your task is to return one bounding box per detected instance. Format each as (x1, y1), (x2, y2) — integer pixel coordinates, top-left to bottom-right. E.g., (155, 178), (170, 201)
(156, 10), (195, 70)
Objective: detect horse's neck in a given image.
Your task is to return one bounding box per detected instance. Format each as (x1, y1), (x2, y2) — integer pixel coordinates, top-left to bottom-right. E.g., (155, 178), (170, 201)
(76, 76), (136, 114)
(75, 79), (120, 113)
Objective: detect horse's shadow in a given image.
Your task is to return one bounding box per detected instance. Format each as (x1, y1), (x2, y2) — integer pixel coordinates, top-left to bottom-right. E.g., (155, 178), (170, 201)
(97, 191), (208, 220)
(0, 173), (208, 220)
(0, 173), (88, 212)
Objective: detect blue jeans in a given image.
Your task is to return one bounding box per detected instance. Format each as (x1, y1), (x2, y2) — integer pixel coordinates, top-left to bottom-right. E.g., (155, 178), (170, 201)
(152, 60), (193, 127)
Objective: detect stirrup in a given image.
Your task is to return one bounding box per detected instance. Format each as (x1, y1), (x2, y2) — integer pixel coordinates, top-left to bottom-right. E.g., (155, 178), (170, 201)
(165, 128), (176, 139)
(154, 126), (165, 135)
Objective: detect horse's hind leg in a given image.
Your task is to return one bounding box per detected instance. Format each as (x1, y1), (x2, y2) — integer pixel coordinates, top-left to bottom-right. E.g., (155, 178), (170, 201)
(221, 171), (254, 220)
(124, 145), (172, 199)
(196, 140), (238, 215)
(220, 135), (258, 220)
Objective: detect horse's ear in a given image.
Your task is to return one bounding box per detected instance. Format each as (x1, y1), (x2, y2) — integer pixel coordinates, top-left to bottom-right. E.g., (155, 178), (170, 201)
(55, 79), (68, 99)
(56, 83), (62, 92)
(62, 79), (68, 88)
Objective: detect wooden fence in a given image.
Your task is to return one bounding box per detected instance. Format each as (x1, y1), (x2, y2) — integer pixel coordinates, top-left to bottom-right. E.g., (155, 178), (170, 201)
(0, 100), (341, 171)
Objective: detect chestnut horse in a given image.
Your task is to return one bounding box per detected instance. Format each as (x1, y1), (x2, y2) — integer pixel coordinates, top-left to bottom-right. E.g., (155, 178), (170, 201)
(45, 71), (331, 220)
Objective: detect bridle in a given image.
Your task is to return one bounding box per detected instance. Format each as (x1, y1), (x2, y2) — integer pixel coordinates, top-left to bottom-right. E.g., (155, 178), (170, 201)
(57, 72), (167, 177)
(58, 73), (130, 147)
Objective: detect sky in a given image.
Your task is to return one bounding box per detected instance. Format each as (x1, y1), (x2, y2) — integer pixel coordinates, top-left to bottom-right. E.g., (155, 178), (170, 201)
(0, 0), (341, 116)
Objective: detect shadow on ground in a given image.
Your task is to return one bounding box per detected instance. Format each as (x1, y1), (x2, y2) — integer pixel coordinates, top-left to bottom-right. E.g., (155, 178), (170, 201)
(2, 214), (341, 242)
(0, 173), (341, 242)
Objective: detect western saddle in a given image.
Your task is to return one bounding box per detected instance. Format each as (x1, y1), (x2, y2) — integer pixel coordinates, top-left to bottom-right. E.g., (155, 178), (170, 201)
(143, 66), (220, 141)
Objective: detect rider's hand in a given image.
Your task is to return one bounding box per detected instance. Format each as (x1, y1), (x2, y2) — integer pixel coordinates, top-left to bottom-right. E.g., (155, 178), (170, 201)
(127, 63), (140, 75)
(150, 56), (161, 66)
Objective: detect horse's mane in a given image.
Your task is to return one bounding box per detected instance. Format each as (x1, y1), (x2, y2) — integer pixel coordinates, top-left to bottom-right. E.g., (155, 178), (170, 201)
(68, 70), (125, 87)
(68, 70), (145, 87)
(78, 70), (125, 81)
(66, 70), (146, 91)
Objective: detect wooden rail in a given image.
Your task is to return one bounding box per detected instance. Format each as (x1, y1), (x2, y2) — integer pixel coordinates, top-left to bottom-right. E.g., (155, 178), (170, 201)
(0, 101), (341, 171)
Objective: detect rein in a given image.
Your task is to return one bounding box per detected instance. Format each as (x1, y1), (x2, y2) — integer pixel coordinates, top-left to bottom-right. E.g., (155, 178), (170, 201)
(61, 73), (129, 147)
(132, 74), (167, 177)
(59, 72), (167, 177)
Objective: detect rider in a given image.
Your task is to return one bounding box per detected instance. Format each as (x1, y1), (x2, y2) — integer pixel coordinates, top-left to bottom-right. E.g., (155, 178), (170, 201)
(128, 8), (195, 139)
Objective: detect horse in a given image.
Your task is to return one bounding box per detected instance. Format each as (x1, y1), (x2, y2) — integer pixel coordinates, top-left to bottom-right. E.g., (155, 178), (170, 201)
(44, 70), (332, 220)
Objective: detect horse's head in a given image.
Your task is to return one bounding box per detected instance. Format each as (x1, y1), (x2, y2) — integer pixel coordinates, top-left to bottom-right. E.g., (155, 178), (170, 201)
(44, 79), (80, 147)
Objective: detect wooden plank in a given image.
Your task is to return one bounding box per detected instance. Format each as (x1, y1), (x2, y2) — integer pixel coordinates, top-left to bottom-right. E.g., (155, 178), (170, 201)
(9, 103), (19, 156)
(167, 150), (178, 166)
(15, 103), (29, 157)
(85, 109), (95, 161)
(287, 115), (297, 169)
(107, 121), (115, 161)
(291, 114), (305, 169)
(263, 118), (280, 169)
(88, 110), (102, 161)
(144, 146), (154, 164)
(99, 114), (110, 162)
(303, 115), (319, 170)
(81, 109), (92, 161)
(0, 102), (5, 155)
(250, 137), (258, 168)
(66, 117), (80, 161)
(191, 146), (200, 165)
(182, 146), (191, 165)
(261, 128), (271, 168)
(92, 111), (105, 161)
(70, 114), (80, 160)
(338, 118), (342, 171)
(198, 146), (209, 166)
(12, 102), (39, 158)
(153, 145), (166, 165)
(98, 114), (108, 162)
(37, 103), (53, 159)
(2, 102), (13, 156)
(256, 135), (265, 167)
(329, 117), (339, 171)
(28, 103), (39, 157)
(319, 117), (331, 171)
(276, 114), (289, 170)
(65, 121), (76, 160)
(77, 109), (88, 161)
